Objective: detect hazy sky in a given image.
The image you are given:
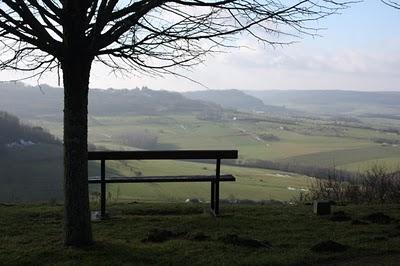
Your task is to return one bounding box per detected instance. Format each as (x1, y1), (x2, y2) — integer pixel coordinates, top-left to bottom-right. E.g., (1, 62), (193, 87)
(1, 1), (399, 91)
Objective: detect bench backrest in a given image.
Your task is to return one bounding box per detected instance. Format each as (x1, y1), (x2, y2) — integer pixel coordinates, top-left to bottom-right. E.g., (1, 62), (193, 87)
(88, 150), (238, 161)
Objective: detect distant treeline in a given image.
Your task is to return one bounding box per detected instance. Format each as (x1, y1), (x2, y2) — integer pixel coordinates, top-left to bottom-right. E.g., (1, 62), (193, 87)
(372, 138), (400, 145)
(236, 116), (297, 125)
(325, 121), (400, 135)
(118, 130), (159, 149)
(330, 116), (362, 123)
(258, 133), (280, 142)
(186, 158), (355, 180)
(196, 109), (224, 121)
(235, 159), (355, 180)
(361, 113), (400, 121)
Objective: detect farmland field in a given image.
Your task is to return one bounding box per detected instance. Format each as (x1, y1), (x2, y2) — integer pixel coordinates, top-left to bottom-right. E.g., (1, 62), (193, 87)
(31, 113), (400, 167)
(93, 160), (310, 202)
(27, 111), (400, 202)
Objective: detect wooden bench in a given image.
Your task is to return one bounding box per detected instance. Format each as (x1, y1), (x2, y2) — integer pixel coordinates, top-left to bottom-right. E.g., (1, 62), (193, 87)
(88, 150), (238, 218)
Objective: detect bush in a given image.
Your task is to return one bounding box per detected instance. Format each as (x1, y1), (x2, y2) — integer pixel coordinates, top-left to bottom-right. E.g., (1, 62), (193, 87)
(361, 165), (400, 203)
(372, 138), (400, 145)
(301, 165), (400, 204)
(237, 159), (355, 181)
(118, 130), (158, 149)
(196, 109), (223, 121)
(258, 133), (280, 141)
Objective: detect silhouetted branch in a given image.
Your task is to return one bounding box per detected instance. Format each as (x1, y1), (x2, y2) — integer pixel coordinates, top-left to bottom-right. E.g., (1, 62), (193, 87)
(0, 0), (354, 78)
(382, 0), (400, 9)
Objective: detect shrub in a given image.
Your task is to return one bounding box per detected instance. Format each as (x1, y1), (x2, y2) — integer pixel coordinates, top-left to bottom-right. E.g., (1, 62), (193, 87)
(118, 130), (158, 149)
(258, 133), (280, 141)
(301, 165), (400, 204)
(361, 165), (400, 203)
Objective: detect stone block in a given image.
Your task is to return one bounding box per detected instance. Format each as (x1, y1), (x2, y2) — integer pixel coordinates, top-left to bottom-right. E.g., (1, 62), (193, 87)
(313, 200), (331, 215)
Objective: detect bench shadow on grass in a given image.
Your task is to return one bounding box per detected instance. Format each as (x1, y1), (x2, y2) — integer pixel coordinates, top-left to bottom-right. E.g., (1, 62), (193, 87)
(24, 241), (161, 265)
(113, 204), (207, 216)
(81, 241), (160, 265)
(7, 240), (156, 265)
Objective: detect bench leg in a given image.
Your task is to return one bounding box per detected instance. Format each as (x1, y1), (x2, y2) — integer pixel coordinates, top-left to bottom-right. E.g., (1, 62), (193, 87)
(211, 181), (215, 212)
(214, 159), (221, 216)
(101, 159), (106, 219)
(215, 180), (220, 216)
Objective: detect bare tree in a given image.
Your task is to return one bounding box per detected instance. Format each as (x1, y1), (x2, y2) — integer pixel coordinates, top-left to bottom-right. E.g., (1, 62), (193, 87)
(382, 0), (400, 9)
(0, 0), (351, 246)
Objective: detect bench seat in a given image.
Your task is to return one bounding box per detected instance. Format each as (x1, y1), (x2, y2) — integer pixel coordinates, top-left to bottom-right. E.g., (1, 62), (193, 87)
(88, 174), (235, 183)
(88, 149), (238, 217)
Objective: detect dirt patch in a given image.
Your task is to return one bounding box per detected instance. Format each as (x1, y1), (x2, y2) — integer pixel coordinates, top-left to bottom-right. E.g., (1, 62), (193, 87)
(311, 240), (349, 253)
(142, 229), (211, 243)
(318, 254), (400, 265)
(219, 234), (271, 248)
(186, 232), (209, 241)
(363, 212), (393, 224)
(388, 231), (400, 238)
(351, 219), (369, 225)
(142, 229), (185, 243)
(0, 203), (15, 207)
(330, 211), (352, 222)
(373, 236), (388, 241)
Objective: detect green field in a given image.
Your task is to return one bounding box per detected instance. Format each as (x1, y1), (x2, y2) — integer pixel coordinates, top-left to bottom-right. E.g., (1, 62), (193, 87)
(27, 112), (400, 202)
(31, 113), (400, 168)
(91, 160), (310, 202)
(278, 146), (400, 169)
(2, 202), (400, 265)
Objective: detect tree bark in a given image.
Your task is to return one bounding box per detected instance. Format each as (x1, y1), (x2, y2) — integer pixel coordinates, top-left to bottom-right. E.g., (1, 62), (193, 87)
(62, 56), (93, 246)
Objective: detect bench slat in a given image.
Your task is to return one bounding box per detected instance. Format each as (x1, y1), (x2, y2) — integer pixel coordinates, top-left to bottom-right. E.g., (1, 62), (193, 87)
(88, 150), (238, 160)
(88, 174), (235, 183)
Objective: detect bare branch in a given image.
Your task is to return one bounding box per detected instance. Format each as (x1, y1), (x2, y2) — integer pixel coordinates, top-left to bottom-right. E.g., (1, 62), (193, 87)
(382, 0), (400, 9)
(90, 0), (354, 75)
(0, 0), (355, 79)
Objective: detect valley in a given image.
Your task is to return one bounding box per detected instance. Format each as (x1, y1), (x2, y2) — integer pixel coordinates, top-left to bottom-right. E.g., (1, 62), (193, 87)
(1, 84), (400, 202)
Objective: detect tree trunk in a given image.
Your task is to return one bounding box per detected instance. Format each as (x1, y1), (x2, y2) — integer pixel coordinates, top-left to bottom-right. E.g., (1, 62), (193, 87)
(62, 57), (93, 246)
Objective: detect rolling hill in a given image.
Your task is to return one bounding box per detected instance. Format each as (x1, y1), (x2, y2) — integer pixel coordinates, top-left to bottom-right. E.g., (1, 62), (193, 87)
(246, 90), (400, 115)
(183, 89), (287, 113)
(0, 82), (221, 119)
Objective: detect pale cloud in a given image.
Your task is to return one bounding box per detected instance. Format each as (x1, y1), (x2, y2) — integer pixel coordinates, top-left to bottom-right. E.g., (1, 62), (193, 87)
(223, 39), (400, 76)
(0, 39), (399, 91)
(175, 39), (400, 91)
(1, 1), (399, 92)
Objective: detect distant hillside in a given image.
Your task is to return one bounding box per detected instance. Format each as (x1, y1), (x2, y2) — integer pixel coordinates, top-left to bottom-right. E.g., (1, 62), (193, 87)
(183, 89), (286, 113)
(2, 82), (399, 118)
(90, 87), (221, 115)
(0, 111), (63, 202)
(246, 90), (400, 115)
(0, 82), (221, 119)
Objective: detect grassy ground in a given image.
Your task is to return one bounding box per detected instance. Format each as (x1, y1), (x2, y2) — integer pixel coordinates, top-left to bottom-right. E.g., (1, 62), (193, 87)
(1, 203), (400, 265)
(278, 146), (400, 169)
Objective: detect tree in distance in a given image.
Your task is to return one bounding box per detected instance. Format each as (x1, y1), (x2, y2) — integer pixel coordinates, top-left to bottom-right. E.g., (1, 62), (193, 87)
(0, 0), (351, 247)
